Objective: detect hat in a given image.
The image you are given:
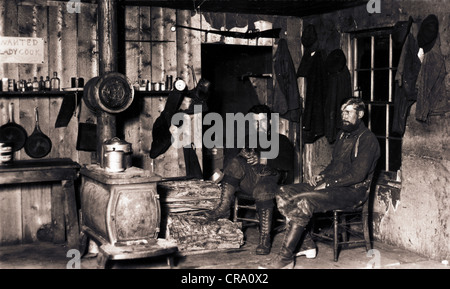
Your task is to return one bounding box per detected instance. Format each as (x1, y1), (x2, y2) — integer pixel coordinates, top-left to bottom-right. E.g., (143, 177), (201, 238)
(325, 49), (347, 74)
(302, 24), (317, 48)
(417, 14), (439, 53)
(392, 16), (413, 49)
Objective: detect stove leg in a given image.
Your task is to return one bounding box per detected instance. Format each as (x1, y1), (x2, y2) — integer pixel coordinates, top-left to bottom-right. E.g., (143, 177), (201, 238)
(166, 255), (175, 268)
(97, 252), (109, 269)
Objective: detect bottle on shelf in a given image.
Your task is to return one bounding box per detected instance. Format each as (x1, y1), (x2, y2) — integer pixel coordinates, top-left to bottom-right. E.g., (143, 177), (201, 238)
(44, 76), (51, 91)
(32, 77), (39, 92)
(50, 72), (60, 91)
(27, 79), (32, 91)
(19, 80), (26, 92)
(39, 76), (45, 91)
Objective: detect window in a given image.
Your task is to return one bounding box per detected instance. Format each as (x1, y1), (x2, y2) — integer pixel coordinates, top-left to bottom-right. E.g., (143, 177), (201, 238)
(349, 28), (403, 172)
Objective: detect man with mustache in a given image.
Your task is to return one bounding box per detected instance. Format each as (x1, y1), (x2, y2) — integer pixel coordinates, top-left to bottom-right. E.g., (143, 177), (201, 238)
(260, 97), (380, 269)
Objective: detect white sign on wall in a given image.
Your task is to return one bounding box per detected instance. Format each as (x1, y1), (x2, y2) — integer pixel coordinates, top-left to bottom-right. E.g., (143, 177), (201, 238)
(0, 37), (45, 64)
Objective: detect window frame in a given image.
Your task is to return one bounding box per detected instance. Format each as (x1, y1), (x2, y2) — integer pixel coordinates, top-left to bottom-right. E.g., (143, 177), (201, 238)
(347, 27), (403, 172)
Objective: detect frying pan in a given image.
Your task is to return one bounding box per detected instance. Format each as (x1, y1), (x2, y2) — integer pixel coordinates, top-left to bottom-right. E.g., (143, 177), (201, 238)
(0, 102), (28, 152)
(24, 107), (52, 158)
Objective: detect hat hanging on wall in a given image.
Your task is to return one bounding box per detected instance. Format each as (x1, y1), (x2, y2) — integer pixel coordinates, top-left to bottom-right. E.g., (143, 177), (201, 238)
(325, 49), (347, 74)
(301, 24), (318, 48)
(417, 14), (439, 53)
(392, 16), (414, 49)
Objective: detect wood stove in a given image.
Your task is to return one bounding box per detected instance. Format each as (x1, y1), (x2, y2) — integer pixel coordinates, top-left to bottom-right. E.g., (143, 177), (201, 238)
(77, 0), (177, 268)
(80, 165), (178, 268)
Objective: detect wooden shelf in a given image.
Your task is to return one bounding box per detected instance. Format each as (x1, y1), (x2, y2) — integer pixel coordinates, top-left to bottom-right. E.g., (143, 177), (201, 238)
(0, 90), (176, 98)
(135, 90), (172, 97)
(0, 91), (78, 97)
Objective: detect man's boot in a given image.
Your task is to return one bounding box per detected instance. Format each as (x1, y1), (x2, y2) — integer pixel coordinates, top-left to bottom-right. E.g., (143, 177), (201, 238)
(205, 182), (235, 221)
(259, 222), (304, 269)
(255, 207), (273, 255)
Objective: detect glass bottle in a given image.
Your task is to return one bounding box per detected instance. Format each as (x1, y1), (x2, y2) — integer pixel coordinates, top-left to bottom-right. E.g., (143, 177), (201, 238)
(39, 76), (45, 91)
(50, 72), (60, 91)
(44, 76), (51, 91)
(32, 77), (39, 91)
(27, 79), (32, 91)
(19, 80), (26, 92)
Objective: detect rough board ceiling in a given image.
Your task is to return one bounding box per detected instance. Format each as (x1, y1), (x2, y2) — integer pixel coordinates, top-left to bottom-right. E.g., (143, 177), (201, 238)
(121, 0), (368, 17)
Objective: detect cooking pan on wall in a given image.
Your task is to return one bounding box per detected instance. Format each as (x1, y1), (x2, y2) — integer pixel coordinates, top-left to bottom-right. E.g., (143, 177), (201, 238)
(0, 102), (28, 152)
(24, 107), (52, 158)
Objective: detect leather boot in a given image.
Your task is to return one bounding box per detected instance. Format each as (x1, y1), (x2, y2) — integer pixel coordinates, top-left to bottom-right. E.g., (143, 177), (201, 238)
(205, 182), (235, 221)
(259, 222), (304, 269)
(255, 207), (273, 255)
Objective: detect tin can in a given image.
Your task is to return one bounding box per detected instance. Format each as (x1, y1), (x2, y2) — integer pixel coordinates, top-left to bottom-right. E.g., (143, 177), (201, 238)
(8, 79), (15, 92)
(71, 77), (85, 88)
(160, 82), (165, 91)
(153, 82), (160, 91)
(1, 78), (8, 92)
(165, 75), (173, 91)
(0, 142), (13, 165)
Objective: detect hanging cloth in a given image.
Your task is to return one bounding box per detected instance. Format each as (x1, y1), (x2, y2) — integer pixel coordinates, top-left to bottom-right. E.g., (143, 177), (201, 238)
(272, 38), (302, 122)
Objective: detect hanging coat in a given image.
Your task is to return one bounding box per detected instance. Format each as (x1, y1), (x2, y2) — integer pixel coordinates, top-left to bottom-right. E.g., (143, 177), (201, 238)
(324, 49), (352, 144)
(415, 36), (448, 122)
(272, 38), (302, 122)
(297, 49), (327, 143)
(392, 32), (421, 135)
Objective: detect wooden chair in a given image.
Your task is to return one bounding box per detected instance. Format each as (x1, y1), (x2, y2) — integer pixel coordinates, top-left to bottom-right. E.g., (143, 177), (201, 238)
(311, 185), (373, 262)
(232, 191), (287, 231)
(232, 171), (289, 231)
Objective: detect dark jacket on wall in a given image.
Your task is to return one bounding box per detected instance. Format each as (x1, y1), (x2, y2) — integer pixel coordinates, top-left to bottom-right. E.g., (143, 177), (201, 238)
(415, 36), (449, 122)
(392, 32), (422, 135)
(272, 39), (302, 122)
(324, 49), (352, 143)
(297, 49), (327, 143)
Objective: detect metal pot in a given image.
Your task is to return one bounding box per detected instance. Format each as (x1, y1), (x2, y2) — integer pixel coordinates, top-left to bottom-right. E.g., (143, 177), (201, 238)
(101, 137), (132, 172)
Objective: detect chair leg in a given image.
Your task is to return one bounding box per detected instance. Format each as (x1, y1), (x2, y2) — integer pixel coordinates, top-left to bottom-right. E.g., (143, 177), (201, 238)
(340, 214), (348, 249)
(363, 210), (371, 251)
(233, 196), (239, 222)
(333, 211), (339, 262)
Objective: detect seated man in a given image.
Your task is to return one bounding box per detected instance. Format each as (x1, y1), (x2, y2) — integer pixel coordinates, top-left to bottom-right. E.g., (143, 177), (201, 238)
(205, 104), (294, 255)
(260, 97), (380, 269)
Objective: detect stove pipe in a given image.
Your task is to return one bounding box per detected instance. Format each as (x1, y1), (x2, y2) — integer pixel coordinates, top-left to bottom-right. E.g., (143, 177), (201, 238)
(97, 0), (118, 165)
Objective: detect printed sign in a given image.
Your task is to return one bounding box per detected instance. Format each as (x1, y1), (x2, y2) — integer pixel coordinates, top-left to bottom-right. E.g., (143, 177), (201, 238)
(0, 37), (45, 64)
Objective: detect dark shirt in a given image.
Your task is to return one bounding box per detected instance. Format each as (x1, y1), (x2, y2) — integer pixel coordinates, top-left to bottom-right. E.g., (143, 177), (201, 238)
(320, 122), (380, 188)
(266, 133), (294, 184)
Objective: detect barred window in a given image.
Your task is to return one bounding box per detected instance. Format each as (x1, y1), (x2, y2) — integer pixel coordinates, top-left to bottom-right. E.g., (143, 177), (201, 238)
(349, 28), (403, 172)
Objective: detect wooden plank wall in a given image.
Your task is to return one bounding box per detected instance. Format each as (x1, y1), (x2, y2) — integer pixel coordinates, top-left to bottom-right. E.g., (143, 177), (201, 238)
(122, 7), (303, 180)
(0, 2), (303, 245)
(0, 0), (98, 245)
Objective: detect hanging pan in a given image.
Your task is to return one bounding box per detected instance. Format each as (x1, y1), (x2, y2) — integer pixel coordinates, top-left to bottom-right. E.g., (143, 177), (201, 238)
(24, 107), (52, 158)
(0, 102), (28, 152)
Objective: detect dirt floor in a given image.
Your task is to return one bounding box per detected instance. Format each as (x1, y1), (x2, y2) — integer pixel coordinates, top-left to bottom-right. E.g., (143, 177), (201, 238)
(0, 226), (448, 270)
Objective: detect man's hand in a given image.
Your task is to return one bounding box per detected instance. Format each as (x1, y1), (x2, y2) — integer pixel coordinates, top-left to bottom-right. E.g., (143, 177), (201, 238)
(246, 153), (259, 165)
(308, 174), (323, 187)
(314, 182), (326, 191)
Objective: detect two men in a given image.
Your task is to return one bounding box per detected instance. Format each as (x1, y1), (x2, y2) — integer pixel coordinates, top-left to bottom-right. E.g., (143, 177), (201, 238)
(260, 97), (380, 269)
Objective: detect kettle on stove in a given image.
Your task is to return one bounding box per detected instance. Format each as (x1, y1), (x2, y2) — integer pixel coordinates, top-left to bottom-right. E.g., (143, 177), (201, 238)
(101, 137), (132, 173)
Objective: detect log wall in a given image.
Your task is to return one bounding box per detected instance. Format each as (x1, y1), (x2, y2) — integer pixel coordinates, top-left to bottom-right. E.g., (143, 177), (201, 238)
(0, 0), (98, 245)
(0, 1), (302, 245)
